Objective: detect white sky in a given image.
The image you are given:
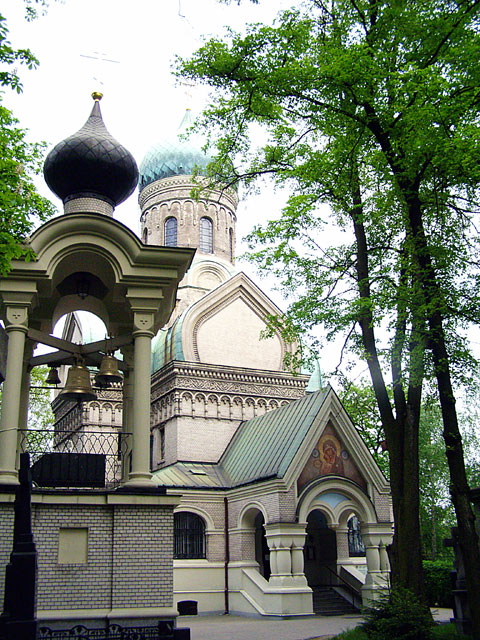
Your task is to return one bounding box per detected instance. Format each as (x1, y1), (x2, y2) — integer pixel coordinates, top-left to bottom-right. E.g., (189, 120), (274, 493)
(3, 1), (479, 388)
(3, 0), (292, 240)
(3, 0), (312, 357)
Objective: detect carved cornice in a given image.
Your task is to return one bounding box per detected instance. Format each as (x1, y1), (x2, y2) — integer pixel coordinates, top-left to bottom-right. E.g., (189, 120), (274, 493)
(139, 175), (238, 211)
(151, 360), (308, 403)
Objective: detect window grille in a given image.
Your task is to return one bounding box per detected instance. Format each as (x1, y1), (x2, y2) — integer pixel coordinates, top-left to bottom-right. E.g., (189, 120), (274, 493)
(164, 217), (177, 247)
(174, 512), (206, 559)
(199, 217), (213, 253)
(348, 515), (366, 556)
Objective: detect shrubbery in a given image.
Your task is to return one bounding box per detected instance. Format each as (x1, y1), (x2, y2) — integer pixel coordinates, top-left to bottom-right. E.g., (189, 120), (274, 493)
(361, 588), (434, 640)
(423, 560), (454, 608)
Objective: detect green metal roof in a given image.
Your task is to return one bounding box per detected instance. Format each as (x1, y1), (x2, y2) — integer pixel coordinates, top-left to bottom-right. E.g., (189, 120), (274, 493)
(151, 312), (187, 373)
(139, 109), (212, 191)
(153, 389), (329, 489)
(154, 462), (227, 489)
(221, 389), (328, 486)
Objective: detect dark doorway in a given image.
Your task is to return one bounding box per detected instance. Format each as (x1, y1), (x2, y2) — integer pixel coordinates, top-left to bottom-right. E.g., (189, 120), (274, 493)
(254, 512), (270, 580)
(304, 509), (337, 587)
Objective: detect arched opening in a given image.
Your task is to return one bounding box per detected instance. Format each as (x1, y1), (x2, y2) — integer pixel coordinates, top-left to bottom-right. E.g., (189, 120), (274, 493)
(164, 217), (177, 247)
(254, 511), (270, 580)
(347, 514), (366, 557)
(199, 217), (213, 253)
(304, 509), (337, 587)
(143, 227), (148, 244)
(174, 511), (206, 559)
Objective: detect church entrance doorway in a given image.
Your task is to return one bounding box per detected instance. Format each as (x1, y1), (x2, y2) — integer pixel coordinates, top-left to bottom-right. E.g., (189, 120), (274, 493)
(254, 512), (270, 580)
(304, 509), (337, 587)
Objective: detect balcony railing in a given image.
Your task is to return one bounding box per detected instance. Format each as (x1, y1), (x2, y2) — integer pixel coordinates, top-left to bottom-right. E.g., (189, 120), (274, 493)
(19, 429), (132, 489)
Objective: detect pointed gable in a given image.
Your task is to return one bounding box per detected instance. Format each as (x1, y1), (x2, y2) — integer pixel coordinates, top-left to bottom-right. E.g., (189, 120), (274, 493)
(297, 422), (367, 493)
(180, 272), (298, 371)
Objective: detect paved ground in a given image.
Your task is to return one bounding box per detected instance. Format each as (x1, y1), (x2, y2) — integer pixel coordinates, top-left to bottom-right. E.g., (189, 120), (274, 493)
(180, 609), (453, 640)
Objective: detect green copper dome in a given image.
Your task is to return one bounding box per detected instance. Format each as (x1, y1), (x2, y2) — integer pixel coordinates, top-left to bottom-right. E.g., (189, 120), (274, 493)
(139, 110), (212, 191)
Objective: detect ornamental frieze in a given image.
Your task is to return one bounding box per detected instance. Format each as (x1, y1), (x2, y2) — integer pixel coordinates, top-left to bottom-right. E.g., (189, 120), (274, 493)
(158, 376), (304, 399)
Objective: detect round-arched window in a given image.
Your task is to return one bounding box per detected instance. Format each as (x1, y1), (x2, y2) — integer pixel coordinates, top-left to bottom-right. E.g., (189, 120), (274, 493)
(164, 217), (178, 247)
(174, 512), (206, 559)
(347, 515), (365, 557)
(199, 217), (213, 253)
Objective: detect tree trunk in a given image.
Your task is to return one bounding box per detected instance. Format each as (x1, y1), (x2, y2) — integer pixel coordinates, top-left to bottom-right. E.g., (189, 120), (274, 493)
(407, 195), (480, 636)
(350, 178), (427, 601)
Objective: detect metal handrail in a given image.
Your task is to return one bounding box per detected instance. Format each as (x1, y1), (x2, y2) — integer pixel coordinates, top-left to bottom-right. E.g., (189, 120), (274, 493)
(324, 564), (363, 609)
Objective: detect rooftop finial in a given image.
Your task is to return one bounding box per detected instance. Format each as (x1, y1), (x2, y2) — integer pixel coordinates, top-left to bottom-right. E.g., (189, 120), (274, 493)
(92, 91), (103, 101)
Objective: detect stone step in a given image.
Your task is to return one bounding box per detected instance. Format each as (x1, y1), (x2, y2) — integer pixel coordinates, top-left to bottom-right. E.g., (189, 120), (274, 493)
(312, 587), (359, 616)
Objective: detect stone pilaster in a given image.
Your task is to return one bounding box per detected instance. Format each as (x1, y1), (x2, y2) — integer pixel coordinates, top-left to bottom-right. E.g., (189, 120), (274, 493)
(360, 523), (393, 604)
(265, 523), (308, 587)
(0, 304), (33, 484)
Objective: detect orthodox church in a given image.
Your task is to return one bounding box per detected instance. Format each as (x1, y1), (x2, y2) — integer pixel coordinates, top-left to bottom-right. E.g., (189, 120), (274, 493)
(52, 102), (393, 617)
(0, 95), (392, 633)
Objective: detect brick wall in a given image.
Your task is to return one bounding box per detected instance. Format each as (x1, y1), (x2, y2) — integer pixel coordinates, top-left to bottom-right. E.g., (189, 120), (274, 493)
(0, 503), (14, 603)
(0, 498), (176, 614)
(112, 504), (174, 608)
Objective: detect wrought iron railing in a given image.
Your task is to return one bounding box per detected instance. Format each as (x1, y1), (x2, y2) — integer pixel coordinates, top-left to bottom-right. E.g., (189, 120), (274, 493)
(38, 622), (176, 639)
(19, 429), (132, 489)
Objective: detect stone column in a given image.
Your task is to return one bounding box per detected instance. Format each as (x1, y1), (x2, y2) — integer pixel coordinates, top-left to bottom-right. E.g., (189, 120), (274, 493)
(17, 342), (36, 464)
(379, 542), (390, 573)
(360, 523), (393, 605)
(120, 345), (134, 484)
(126, 312), (155, 486)
(0, 307), (29, 484)
(291, 526), (308, 586)
(335, 525), (350, 563)
(265, 523), (309, 587)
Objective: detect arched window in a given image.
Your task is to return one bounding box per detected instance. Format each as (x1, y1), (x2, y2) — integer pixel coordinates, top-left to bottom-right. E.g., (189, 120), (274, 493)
(347, 515), (366, 557)
(199, 217), (213, 253)
(174, 512), (206, 559)
(142, 228), (148, 244)
(164, 217), (177, 247)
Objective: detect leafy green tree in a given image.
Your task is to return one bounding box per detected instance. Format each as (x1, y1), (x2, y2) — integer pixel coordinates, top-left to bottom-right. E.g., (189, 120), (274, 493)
(178, 0), (480, 624)
(0, 10), (56, 275)
(337, 377), (390, 478)
(0, 365), (54, 434)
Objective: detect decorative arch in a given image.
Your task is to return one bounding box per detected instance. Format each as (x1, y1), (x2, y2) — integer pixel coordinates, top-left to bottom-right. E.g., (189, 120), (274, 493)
(297, 477), (378, 526)
(238, 501), (269, 529)
(174, 504), (215, 531)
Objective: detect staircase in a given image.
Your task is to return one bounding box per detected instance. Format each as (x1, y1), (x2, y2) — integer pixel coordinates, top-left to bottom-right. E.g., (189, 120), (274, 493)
(312, 586), (360, 616)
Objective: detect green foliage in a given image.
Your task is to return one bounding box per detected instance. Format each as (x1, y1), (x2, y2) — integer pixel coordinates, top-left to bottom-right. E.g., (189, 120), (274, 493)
(361, 588), (434, 640)
(337, 377), (390, 478)
(179, 0), (480, 608)
(0, 366), (54, 428)
(431, 624), (473, 640)
(333, 622), (472, 640)
(0, 9), (56, 275)
(179, 0), (480, 384)
(423, 560), (453, 608)
(334, 629), (368, 640)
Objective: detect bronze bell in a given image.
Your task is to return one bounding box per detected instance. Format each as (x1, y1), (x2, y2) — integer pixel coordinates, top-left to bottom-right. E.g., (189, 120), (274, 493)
(95, 354), (123, 388)
(59, 362), (97, 402)
(46, 367), (61, 386)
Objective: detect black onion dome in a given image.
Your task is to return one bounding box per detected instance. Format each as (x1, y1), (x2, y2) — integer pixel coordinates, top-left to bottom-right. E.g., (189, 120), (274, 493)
(44, 95), (139, 207)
